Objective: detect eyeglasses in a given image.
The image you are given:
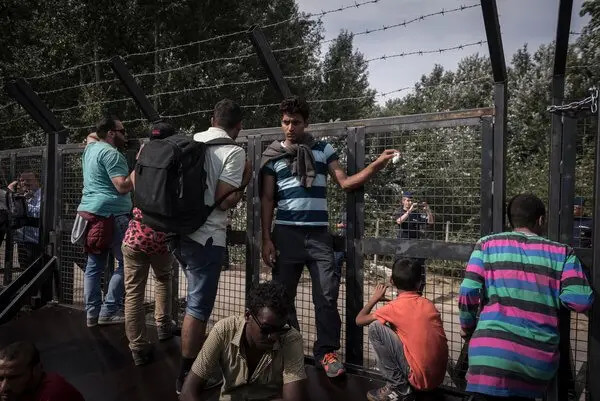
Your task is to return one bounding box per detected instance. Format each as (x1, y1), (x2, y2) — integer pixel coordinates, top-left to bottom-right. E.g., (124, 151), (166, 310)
(250, 313), (291, 337)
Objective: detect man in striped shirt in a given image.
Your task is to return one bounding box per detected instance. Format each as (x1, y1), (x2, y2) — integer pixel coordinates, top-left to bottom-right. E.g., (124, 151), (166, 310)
(458, 193), (594, 400)
(260, 96), (397, 378)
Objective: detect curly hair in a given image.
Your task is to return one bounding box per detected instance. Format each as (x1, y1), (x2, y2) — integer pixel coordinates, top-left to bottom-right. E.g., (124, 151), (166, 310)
(279, 96), (310, 122)
(248, 281), (290, 319)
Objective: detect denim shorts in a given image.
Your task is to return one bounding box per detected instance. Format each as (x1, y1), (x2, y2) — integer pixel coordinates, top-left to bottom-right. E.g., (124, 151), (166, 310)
(173, 236), (224, 321)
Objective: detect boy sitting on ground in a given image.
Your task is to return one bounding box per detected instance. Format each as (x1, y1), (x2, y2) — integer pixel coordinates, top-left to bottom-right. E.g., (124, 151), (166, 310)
(355, 258), (448, 401)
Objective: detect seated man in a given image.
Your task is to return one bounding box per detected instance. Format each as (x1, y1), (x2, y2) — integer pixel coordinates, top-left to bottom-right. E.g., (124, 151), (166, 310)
(356, 259), (448, 401)
(0, 341), (85, 401)
(180, 281), (307, 401)
(459, 193), (594, 400)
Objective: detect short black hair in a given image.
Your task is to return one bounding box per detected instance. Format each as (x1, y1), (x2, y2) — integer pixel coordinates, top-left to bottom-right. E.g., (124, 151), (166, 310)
(507, 193), (546, 230)
(280, 96), (309, 122)
(248, 281), (290, 320)
(391, 258), (422, 291)
(0, 341), (40, 367)
(95, 116), (120, 139)
(213, 99), (243, 130)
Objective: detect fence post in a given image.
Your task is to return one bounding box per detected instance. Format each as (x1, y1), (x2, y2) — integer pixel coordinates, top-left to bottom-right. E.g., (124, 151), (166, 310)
(245, 136), (261, 304)
(345, 126), (365, 366)
(587, 103), (600, 401)
(2, 153), (16, 285)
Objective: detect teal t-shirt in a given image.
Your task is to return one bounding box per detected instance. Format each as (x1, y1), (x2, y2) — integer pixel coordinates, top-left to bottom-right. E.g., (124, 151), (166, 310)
(77, 141), (132, 216)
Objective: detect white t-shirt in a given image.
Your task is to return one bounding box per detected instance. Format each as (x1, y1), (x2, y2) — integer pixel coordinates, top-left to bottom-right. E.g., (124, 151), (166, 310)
(187, 127), (245, 247)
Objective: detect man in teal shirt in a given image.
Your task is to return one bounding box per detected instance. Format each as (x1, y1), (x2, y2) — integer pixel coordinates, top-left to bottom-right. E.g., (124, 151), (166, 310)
(78, 117), (133, 327)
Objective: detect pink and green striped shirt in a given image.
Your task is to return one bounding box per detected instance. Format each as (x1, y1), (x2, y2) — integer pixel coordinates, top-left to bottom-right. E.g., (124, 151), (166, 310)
(458, 231), (593, 398)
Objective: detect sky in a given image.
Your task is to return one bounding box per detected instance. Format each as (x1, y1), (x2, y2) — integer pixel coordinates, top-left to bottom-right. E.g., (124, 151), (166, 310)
(295, 0), (591, 103)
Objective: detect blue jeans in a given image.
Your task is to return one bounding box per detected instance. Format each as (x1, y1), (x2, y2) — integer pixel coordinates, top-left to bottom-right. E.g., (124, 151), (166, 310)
(173, 236), (224, 321)
(84, 214), (129, 319)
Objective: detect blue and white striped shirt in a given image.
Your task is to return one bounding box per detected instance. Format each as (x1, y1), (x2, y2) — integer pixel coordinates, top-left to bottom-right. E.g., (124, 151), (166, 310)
(264, 141), (338, 226)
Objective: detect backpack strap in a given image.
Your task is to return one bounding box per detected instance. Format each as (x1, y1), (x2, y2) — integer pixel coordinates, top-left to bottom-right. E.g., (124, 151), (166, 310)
(204, 135), (246, 210)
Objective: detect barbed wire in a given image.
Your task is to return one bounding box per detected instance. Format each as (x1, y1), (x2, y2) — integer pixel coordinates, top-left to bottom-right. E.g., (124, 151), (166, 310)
(132, 49), (256, 78)
(0, 114), (30, 127)
(48, 39), (487, 113)
(0, 102), (17, 112)
(26, 59), (110, 81)
(37, 78), (119, 96)
(570, 31), (582, 35)
(37, 76), (493, 132)
(124, 0), (383, 60)
(20, 2), (475, 99)
(325, 3), (479, 45)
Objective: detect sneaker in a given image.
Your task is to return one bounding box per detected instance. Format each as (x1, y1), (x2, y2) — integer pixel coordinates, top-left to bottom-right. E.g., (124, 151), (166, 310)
(98, 313), (125, 325)
(132, 346), (155, 366)
(157, 322), (173, 341)
(366, 384), (415, 401)
(86, 316), (98, 327)
(320, 352), (345, 378)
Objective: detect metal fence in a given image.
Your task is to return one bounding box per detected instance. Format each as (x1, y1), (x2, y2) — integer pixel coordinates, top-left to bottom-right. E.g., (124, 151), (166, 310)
(1, 107), (598, 398)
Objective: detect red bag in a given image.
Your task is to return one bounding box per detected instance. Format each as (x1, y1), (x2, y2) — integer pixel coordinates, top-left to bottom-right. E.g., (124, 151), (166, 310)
(77, 212), (114, 254)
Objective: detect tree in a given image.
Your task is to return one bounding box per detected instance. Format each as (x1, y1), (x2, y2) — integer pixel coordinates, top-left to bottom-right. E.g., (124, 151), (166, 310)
(313, 30), (375, 122)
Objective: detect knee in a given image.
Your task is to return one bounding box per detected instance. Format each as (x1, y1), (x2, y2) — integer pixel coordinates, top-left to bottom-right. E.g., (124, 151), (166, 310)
(368, 320), (388, 343)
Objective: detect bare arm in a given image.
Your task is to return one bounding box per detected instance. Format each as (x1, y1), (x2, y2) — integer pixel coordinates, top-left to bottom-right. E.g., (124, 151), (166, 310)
(395, 204), (415, 225)
(355, 284), (388, 326)
(216, 160), (252, 211)
(180, 372), (218, 401)
(261, 173), (277, 267)
(110, 172), (134, 194)
(85, 132), (99, 144)
(328, 149), (397, 192)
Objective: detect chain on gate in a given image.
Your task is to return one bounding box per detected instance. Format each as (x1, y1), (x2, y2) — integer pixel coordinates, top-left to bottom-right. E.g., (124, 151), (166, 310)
(547, 87), (599, 117)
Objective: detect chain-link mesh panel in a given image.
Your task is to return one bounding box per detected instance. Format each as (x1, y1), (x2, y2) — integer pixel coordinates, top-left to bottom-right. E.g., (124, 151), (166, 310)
(362, 254), (467, 388)
(570, 114), (596, 400)
(364, 126), (482, 243)
(6, 151), (45, 282)
(58, 149), (85, 305)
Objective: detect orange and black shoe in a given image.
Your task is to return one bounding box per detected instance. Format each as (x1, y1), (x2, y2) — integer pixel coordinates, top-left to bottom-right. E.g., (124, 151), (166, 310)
(320, 352), (345, 378)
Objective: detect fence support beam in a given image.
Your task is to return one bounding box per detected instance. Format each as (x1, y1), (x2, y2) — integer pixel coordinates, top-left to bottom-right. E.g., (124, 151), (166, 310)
(481, 0), (507, 233)
(110, 56), (161, 123)
(248, 26), (292, 99)
(588, 100), (600, 401)
(345, 127), (365, 366)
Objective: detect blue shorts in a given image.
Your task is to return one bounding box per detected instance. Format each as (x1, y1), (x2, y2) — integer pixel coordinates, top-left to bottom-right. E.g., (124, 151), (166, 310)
(174, 236), (224, 321)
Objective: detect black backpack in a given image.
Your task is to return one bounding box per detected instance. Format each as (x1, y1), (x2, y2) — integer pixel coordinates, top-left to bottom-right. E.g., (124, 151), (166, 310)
(134, 134), (241, 234)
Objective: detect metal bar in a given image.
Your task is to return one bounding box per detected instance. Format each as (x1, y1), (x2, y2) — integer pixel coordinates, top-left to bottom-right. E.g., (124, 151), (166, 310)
(362, 238), (475, 261)
(110, 56), (161, 123)
(553, 0), (573, 77)
(0, 256), (43, 307)
(345, 127), (365, 365)
(492, 83), (507, 232)
(587, 106), (600, 401)
(559, 116), (577, 244)
(239, 108), (494, 137)
(3, 153), (16, 285)
(5, 79), (67, 138)
(480, 116), (494, 236)
(480, 0), (507, 82)
(549, 106), (564, 241)
(0, 257), (56, 325)
(246, 136), (262, 302)
(247, 27), (292, 99)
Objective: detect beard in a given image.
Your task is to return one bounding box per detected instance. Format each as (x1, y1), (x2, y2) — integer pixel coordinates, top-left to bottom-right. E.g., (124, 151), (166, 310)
(113, 135), (127, 151)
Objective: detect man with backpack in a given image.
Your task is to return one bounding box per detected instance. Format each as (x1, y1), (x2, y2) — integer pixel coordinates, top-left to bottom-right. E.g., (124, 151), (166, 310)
(164, 100), (250, 393)
(78, 117), (134, 328)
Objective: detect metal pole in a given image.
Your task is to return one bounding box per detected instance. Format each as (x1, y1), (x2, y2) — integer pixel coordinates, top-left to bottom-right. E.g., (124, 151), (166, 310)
(480, 116), (494, 236)
(110, 56), (162, 123)
(345, 127), (365, 366)
(248, 26), (292, 99)
(587, 106), (600, 401)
